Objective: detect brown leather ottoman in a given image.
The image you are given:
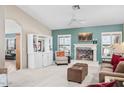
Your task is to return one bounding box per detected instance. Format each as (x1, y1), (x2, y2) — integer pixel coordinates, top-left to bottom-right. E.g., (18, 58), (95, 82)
(73, 63), (88, 76)
(67, 63), (88, 83)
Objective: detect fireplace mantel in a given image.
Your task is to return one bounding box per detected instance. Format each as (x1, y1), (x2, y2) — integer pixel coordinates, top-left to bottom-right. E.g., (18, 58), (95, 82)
(74, 44), (97, 61)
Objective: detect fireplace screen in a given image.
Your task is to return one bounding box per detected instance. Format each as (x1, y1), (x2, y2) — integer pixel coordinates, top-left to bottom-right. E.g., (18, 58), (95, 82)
(76, 47), (93, 61)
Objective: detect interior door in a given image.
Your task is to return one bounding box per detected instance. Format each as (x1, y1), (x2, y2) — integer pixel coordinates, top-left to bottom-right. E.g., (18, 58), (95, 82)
(43, 52), (48, 67)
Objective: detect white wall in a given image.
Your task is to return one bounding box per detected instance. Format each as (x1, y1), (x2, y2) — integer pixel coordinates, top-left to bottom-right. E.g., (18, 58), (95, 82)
(0, 6), (5, 67)
(5, 19), (22, 34)
(5, 5), (51, 68)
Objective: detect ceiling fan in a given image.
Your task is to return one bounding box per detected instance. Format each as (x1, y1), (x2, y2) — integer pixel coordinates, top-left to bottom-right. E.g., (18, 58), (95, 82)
(68, 5), (85, 26)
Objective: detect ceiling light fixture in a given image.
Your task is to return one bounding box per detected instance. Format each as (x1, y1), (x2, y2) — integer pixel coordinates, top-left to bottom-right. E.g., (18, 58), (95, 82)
(72, 5), (80, 10)
(68, 5), (85, 26)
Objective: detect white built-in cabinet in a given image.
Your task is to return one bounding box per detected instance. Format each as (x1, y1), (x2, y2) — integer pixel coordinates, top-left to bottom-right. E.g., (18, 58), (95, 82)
(27, 34), (53, 69)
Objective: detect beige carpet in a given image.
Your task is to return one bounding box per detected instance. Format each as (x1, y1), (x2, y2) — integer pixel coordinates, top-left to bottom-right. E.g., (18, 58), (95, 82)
(8, 60), (100, 87)
(5, 60), (16, 73)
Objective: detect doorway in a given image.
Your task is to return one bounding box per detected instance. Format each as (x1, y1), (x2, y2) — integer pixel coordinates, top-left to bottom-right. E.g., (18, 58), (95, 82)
(5, 19), (22, 73)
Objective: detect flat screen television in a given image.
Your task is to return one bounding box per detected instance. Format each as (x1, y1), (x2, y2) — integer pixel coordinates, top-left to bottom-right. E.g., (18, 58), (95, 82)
(78, 32), (92, 41)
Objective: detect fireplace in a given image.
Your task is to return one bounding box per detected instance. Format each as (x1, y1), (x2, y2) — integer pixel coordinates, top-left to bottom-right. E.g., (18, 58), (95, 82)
(74, 44), (97, 61)
(76, 47), (93, 61)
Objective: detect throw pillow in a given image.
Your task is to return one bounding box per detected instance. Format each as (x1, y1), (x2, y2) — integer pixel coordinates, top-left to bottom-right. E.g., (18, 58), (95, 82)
(119, 57), (124, 61)
(113, 56), (123, 72)
(87, 80), (116, 87)
(56, 51), (65, 57)
(111, 54), (121, 65)
(115, 61), (124, 73)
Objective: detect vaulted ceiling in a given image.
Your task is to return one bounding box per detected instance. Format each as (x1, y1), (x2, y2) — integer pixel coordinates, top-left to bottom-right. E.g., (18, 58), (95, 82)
(18, 5), (124, 30)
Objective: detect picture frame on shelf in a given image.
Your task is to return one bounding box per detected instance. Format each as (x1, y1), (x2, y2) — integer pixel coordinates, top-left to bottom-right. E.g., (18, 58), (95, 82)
(42, 40), (45, 52)
(33, 36), (37, 52)
(37, 41), (42, 52)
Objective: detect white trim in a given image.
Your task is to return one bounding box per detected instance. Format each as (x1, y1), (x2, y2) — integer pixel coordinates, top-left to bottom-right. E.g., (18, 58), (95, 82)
(101, 31), (122, 59)
(29, 33), (51, 37)
(101, 31), (122, 35)
(58, 34), (71, 37)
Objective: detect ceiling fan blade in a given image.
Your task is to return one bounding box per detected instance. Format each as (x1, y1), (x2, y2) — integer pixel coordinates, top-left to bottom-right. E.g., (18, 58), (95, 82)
(76, 19), (85, 22)
(76, 19), (85, 24)
(68, 19), (74, 25)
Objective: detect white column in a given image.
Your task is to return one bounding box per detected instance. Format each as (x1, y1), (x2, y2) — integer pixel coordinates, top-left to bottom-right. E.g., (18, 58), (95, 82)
(0, 6), (5, 67)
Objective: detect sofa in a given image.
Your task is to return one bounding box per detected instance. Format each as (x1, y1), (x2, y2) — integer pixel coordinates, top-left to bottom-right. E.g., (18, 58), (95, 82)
(99, 54), (124, 84)
(5, 50), (16, 60)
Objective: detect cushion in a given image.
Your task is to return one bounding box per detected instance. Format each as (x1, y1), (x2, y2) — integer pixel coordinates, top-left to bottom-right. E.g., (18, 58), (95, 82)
(56, 57), (68, 61)
(113, 57), (124, 72)
(119, 57), (124, 61)
(73, 63), (88, 67)
(111, 54), (121, 65)
(101, 63), (113, 68)
(56, 51), (65, 57)
(111, 54), (115, 65)
(115, 61), (124, 73)
(101, 67), (113, 72)
(87, 80), (116, 87)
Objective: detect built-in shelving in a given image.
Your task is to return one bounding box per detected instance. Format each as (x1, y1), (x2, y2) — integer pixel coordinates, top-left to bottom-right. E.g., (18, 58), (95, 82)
(27, 34), (53, 69)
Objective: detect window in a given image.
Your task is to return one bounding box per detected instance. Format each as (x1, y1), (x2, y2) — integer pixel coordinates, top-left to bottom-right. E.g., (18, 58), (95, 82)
(5, 38), (16, 50)
(102, 35), (111, 45)
(101, 32), (122, 59)
(58, 35), (71, 56)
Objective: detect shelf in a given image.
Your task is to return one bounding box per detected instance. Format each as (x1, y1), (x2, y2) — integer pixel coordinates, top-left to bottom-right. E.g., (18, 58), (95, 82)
(79, 40), (97, 44)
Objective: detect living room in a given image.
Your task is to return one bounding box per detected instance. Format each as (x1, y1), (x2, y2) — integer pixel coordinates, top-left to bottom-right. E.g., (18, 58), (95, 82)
(0, 1), (124, 92)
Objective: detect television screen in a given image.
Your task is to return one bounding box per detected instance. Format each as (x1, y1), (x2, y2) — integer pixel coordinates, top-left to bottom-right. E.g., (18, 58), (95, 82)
(78, 32), (92, 41)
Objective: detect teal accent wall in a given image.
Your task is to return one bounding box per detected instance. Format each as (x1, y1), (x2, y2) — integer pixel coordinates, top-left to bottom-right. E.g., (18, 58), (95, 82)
(52, 24), (123, 63)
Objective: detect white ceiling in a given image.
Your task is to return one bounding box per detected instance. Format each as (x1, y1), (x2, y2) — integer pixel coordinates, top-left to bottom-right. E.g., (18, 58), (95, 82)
(18, 5), (124, 30)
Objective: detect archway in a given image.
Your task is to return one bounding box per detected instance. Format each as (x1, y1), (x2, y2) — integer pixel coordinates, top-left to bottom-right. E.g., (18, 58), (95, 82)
(5, 19), (22, 72)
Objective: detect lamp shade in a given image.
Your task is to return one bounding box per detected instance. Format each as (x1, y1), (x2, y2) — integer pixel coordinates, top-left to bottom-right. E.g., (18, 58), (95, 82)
(114, 43), (124, 54)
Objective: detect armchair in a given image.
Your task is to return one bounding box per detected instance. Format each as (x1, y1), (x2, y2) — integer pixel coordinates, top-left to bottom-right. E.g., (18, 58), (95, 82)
(55, 51), (68, 65)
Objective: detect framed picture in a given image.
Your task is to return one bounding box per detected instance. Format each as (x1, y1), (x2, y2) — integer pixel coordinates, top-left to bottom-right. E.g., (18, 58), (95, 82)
(37, 41), (42, 51)
(33, 36), (37, 52)
(78, 32), (92, 41)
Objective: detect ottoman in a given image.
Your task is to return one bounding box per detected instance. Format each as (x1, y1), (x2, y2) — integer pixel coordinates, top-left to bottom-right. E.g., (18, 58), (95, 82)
(73, 63), (88, 76)
(67, 63), (88, 83)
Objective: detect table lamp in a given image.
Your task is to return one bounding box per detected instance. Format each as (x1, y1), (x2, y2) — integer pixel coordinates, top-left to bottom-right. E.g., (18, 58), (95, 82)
(113, 42), (124, 56)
